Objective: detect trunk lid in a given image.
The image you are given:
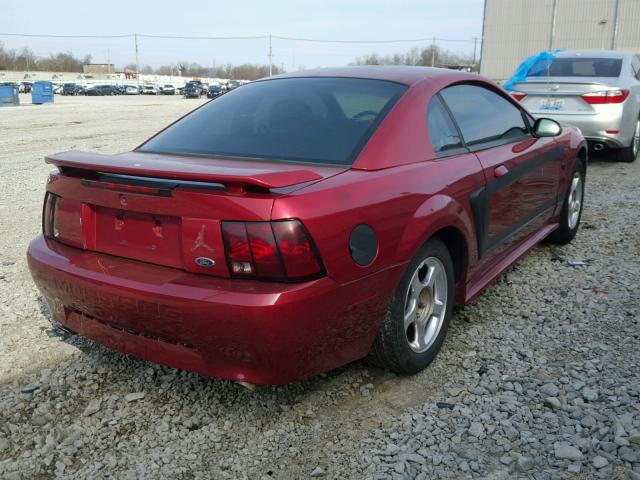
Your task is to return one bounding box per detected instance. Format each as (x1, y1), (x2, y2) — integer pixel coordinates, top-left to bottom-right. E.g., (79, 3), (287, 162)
(45, 151), (345, 276)
(513, 78), (615, 115)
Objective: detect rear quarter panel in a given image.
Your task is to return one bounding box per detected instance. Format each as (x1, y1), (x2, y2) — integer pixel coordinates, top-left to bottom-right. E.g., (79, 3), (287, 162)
(271, 155), (484, 290)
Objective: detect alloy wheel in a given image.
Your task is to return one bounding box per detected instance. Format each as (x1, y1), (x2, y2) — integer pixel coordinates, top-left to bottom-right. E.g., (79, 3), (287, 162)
(404, 257), (448, 353)
(567, 171), (583, 230)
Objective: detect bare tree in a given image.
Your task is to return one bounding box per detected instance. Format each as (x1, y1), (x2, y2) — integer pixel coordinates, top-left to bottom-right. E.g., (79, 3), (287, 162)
(352, 45), (474, 69)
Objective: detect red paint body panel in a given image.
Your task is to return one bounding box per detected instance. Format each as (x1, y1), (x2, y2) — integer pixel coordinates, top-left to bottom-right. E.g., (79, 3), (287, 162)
(27, 67), (587, 384)
(28, 236), (402, 384)
(46, 150), (343, 189)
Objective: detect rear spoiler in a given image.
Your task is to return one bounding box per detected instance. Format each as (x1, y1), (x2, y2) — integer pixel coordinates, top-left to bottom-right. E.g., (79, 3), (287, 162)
(45, 150), (324, 192)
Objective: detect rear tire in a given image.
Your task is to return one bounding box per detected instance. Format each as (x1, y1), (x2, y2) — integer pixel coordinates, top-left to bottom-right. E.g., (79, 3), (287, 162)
(368, 238), (454, 374)
(546, 158), (585, 244)
(616, 118), (639, 163)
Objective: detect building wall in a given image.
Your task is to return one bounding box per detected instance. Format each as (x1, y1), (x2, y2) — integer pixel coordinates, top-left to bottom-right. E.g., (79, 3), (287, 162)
(480, 0), (554, 81)
(616, 0), (640, 50)
(481, 0), (640, 80)
(83, 64), (116, 75)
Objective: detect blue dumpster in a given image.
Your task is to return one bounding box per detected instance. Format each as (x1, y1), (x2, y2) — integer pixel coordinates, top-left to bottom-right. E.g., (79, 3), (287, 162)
(0, 84), (19, 106)
(32, 81), (54, 104)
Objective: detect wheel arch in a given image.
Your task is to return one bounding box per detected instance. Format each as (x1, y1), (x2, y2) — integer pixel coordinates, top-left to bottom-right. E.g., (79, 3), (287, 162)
(394, 194), (477, 303)
(432, 226), (468, 293)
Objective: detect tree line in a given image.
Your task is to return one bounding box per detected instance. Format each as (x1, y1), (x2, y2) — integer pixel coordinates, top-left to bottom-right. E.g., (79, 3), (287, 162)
(0, 41), (474, 79)
(0, 42), (283, 80)
(352, 45), (475, 68)
(0, 43), (91, 72)
(123, 62), (284, 80)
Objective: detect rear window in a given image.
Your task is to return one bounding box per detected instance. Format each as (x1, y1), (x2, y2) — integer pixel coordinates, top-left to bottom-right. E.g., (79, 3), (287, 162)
(139, 77), (407, 165)
(528, 57), (623, 77)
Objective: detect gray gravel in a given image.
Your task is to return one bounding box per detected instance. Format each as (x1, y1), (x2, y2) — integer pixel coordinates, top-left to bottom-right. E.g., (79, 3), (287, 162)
(1, 95), (639, 479)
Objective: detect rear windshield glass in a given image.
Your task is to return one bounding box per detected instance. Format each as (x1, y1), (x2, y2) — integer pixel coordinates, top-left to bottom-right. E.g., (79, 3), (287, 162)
(528, 57), (623, 77)
(139, 77), (407, 165)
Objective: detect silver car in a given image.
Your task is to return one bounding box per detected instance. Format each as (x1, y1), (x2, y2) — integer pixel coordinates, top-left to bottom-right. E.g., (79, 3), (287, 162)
(511, 50), (640, 162)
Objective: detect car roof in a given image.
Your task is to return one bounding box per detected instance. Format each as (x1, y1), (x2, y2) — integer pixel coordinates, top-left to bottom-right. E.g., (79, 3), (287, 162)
(262, 66), (474, 86)
(555, 50), (628, 59)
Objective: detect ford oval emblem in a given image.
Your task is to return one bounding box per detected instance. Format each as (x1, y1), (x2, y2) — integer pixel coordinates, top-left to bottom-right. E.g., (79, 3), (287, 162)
(195, 257), (216, 268)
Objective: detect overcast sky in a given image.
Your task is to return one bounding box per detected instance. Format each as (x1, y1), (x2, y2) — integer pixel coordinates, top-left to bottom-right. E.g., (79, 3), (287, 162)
(2, 0), (484, 70)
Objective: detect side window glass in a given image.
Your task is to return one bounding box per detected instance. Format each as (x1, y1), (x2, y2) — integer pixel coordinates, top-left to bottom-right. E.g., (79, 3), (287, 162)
(440, 84), (530, 147)
(633, 56), (640, 80)
(427, 95), (464, 155)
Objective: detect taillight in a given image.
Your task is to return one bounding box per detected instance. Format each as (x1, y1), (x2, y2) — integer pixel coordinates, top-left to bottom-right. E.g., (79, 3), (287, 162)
(511, 91), (527, 101)
(42, 192), (84, 247)
(42, 192), (60, 239)
(581, 89), (629, 104)
(221, 220), (324, 282)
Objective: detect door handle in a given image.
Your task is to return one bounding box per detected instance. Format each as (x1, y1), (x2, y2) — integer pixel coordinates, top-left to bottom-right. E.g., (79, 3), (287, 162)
(494, 165), (509, 178)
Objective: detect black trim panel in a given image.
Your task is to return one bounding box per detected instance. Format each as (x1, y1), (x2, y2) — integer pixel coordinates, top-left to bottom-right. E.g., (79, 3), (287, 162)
(483, 194), (560, 257)
(487, 145), (565, 194)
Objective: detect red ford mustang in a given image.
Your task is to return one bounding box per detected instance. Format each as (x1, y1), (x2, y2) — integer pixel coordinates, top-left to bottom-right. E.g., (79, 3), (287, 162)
(27, 67), (586, 385)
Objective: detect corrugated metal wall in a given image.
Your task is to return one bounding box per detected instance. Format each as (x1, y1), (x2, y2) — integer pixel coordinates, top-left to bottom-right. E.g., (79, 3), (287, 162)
(480, 0), (640, 80)
(616, 0), (640, 50)
(480, 0), (554, 81)
(553, 0), (616, 50)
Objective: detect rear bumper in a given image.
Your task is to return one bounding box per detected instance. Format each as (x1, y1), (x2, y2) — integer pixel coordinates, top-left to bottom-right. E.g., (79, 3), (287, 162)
(531, 111), (629, 148)
(27, 235), (402, 384)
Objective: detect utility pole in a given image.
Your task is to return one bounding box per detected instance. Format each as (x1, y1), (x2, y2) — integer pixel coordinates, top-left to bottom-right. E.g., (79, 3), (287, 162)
(268, 34), (273, 76)
(611, 0), (620, 49)
(549, 0), (558, 50)
(472, 37), (478, 67)
(134, 33), (139, 86)
(431, 37), (436, 67)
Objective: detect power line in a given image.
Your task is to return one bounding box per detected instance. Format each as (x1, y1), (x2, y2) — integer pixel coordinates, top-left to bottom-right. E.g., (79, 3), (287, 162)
(0, 32), (134, 39)
(273, 35), (475, 44)
(139, 34), (267, 41)
(0, 32), (477, 44)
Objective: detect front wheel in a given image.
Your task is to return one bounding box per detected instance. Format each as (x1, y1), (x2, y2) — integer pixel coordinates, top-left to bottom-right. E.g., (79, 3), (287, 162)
(546, 159), (585, 244)
(617, 118), (639, 163)
(368, 238), (454, 374)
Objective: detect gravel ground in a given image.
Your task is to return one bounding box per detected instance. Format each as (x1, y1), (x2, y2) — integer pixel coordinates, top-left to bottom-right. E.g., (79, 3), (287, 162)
(0, 95), (639, 480)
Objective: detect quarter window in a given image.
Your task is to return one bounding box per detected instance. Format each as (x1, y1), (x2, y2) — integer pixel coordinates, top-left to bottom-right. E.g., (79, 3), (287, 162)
(440, 84), (529, 148)
(427, 95), (463, 155)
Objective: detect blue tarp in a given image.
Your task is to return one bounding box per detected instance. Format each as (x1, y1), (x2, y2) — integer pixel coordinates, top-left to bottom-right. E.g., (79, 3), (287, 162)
(502, 50), (564, 92)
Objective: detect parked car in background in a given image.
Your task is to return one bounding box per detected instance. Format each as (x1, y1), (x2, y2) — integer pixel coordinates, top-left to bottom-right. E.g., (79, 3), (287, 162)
(52, 83), (63, 94)
(124, 85), (139, 95)
(183, 82), (202, 98)
(21, 82), (33, 93)
(226, 80), (241, 91)
(207, 84), (224, 98)
(85, 85), (119, 96)
(161, 84), (176, 95)
(28, 67), (587, 385)
(174, 85), (184, 95)
(510, 50), (640, 162)
(62, 83), (84, 96)
(142, 85), (159, 95)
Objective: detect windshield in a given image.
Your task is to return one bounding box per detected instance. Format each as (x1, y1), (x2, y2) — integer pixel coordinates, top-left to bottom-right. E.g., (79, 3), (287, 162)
(139, 77), (407, 165)
(528, 57), (623, 77)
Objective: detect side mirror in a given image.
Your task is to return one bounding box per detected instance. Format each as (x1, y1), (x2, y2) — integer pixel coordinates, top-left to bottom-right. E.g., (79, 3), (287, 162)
(533, 118), (562, 137)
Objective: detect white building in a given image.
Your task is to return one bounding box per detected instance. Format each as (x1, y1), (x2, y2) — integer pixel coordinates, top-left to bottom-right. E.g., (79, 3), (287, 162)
(480, 0), (640, 80)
